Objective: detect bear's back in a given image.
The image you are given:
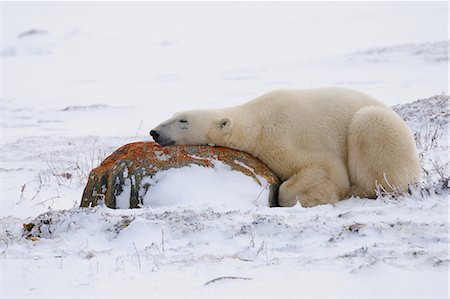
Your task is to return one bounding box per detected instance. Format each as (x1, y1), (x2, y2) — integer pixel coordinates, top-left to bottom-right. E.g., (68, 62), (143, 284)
(249, 88), (384, 110)
(237, 88), (387, 168)
(244, 88), (386, 128)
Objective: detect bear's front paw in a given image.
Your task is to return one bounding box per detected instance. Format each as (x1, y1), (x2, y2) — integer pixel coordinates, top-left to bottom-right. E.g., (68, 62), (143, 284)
(278, 170), (343, 208)
(278, 178), (303, 207)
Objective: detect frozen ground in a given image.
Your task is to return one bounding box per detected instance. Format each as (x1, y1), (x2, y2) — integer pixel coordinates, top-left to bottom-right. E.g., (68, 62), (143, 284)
(1, 2), (449, 298)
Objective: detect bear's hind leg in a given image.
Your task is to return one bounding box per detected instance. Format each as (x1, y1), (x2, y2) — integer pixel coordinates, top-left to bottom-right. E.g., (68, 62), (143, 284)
(278, 163), (349, 207)
(348, 106), (421, 197)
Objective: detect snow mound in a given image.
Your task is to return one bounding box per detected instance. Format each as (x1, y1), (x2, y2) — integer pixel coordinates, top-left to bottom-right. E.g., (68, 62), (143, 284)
(139, 163), (269, 210)
(353, 41), (449, 64)
(1, 30), (70, 56)
(393, 94), (449, 193)
(393, 93), (449, 129)
(61, 104), (109, 111)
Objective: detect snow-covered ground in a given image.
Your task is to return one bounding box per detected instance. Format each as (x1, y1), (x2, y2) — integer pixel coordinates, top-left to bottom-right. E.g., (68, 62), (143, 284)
(1, 2), (449, 298)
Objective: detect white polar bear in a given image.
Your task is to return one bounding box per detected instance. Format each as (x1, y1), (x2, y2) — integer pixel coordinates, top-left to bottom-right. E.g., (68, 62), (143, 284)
(150, 88), (421, 207)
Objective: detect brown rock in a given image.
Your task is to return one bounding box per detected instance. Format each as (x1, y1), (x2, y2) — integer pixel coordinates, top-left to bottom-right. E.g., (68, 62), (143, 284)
(80, 142), (280, 209)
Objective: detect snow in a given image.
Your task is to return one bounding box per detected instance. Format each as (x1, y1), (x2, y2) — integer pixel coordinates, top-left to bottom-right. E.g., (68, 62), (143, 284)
(140, 163), (269, 210)
(1, 2), (449, 298)
(115, 175), (132, 210)
(3, 191), (449, 297)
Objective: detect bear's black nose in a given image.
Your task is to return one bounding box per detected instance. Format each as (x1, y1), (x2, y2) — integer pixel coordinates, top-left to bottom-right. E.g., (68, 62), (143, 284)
(150, 130), (160, 141)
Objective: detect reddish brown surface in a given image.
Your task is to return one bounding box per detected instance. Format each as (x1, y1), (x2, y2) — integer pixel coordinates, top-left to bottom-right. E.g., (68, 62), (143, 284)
(81, 142), (280, 208)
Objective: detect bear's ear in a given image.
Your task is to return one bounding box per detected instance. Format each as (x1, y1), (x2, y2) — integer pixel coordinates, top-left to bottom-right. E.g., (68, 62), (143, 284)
(218, 117), (232, 134)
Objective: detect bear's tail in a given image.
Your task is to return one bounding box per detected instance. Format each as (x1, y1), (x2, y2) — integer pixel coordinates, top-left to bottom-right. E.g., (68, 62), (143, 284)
(347, 106), (420, 198)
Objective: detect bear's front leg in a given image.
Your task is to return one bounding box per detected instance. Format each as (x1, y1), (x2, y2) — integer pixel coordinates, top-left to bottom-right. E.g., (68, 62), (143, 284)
(278, 164), (349, 207)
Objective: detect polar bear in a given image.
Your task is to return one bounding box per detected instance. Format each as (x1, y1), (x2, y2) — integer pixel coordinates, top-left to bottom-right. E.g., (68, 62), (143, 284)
(150, 88), (421, 207)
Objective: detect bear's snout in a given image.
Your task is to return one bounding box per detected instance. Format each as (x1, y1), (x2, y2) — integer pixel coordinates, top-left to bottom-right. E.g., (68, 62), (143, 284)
(150, 129), (175, 146)
(150, 130), (160, 142)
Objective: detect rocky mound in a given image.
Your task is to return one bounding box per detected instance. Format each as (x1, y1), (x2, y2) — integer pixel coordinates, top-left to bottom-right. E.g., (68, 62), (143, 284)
(81, 142), (280, 209)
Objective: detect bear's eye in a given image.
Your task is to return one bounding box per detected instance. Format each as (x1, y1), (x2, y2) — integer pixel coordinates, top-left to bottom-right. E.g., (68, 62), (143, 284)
(178, 119), (189, 129)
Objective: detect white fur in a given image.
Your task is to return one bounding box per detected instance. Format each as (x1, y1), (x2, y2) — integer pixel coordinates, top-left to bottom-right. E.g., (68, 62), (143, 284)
(152, 88), (421, 207)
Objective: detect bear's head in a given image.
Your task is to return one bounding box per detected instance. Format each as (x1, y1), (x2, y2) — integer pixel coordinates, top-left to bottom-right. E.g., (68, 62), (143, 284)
(150, 110), (232, 147)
